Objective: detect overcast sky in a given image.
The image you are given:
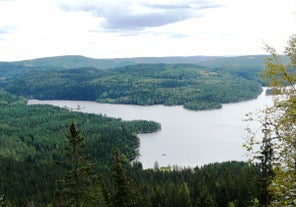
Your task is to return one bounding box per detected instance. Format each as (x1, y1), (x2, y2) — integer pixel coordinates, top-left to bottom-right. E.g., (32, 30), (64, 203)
(0, 0), (295, 61)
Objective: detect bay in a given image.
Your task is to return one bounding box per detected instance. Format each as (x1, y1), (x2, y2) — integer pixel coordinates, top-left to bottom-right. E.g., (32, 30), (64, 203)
(28, 88), (273, 169)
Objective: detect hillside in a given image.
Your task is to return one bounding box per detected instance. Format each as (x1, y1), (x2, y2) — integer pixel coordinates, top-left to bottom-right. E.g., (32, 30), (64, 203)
(14, 55), (135, 69)
(0, 56), (267, 206)
(0, 91), (162, 204)
(10, 55), (269, 69)
(5, 63), (262, 110)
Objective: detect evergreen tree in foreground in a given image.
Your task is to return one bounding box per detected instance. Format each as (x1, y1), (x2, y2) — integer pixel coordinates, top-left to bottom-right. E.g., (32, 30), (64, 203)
(111, 147), (141, 207)
(53, 121), (105, 207)
(258, 118), (274, 207)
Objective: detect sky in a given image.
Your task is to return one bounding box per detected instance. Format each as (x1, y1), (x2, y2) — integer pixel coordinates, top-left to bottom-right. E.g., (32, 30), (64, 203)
(0, 0), (296, 61)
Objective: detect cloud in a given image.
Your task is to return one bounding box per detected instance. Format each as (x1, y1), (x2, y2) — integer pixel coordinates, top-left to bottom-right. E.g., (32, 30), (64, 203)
(0, 26), (15, 34)
(141, 2), (193, 10)
(102, 9), (198, 30)
(0, 28), (9, 34)
(57, 0), (222, 31)
(143, 2), (222, 10)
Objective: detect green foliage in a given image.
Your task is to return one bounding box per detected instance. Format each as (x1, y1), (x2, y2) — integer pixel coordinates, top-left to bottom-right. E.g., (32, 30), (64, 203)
(0, 92), (159, 205)
(111, 148), (141, 207)
(195, 190), (218, 207)
(124, 120), (161, 133)
(53, 122), (104, 207)
(5, 63), (262, 110)
(184, 101), (221, 110)
(0, 62), (59, 87)
(0, 92), (160, 164)
(245, 35), (296, 206)
(111, 148), (130, 207)
(0, 55), (269, 205)
(0, 90), (26, 105)
(131, 161), (261, 207)
(0, 157), (61, 206)
(176, 183), (191, 207)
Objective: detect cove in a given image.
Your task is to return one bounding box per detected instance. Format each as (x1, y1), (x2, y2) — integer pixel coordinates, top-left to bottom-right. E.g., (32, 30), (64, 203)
(28, 88), (273, 169)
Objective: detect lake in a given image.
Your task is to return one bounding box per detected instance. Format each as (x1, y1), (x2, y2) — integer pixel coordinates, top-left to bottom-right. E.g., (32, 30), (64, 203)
(28, 88), (273, 169)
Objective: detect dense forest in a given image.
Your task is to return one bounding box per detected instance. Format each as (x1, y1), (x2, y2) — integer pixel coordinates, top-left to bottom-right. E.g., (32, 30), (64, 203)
(4, 63), (262, 110)
(0, 90), (160, 205)
(0, 56), (271, 206)
(0, 92), (263, 206)
(0, 90), (161, 164)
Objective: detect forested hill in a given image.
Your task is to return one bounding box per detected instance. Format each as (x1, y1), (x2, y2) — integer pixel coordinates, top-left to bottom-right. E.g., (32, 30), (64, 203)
(4, 63), (262, 110)
(0, 56), (269, 206)
(11, 54), (270, 69)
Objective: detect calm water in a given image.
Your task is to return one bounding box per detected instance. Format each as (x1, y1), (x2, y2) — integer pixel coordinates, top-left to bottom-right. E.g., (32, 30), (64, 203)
(28, 89), (273, 168)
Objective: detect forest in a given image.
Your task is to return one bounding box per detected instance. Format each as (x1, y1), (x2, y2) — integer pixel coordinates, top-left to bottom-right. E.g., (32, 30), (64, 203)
(0, 55), (274, 206)
(0, 91), (263, 206)
(4, 63), (262, 110)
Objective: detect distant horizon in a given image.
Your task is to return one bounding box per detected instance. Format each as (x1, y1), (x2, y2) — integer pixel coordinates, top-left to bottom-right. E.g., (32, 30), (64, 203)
(3, 53), (271, 62)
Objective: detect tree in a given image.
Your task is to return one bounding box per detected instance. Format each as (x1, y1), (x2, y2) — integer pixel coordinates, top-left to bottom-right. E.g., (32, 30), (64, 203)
(245, 35), (296, 206)
(0, 194), (14, 207)
(111, 147), (141, 207)
(195, 189), (217, 207)
(153, 161), (160, 171)
(253, 116), (275, 206)
(176, 182), (191, 207)
(53, 121), (105, 207)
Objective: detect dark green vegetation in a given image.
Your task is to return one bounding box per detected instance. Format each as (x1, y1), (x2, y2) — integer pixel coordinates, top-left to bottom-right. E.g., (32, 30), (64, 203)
(5, 62), (262, 110)
(0, 91), (159, 206)
(0, 91), (263, 206)
(0, 55), (269, 206)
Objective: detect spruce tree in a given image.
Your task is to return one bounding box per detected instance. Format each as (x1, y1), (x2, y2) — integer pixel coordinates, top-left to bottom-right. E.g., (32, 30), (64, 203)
(53, 121), (105, 207)
(195, 189), (218, 207)
(111, 147), (140, 207)
(257, 118), (274, 206)
(177, 182), (191, 207)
